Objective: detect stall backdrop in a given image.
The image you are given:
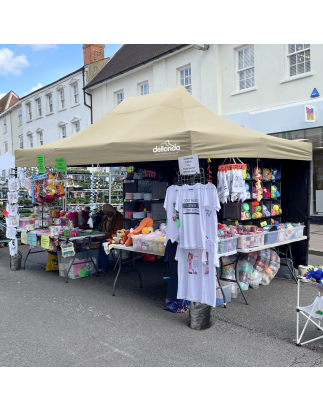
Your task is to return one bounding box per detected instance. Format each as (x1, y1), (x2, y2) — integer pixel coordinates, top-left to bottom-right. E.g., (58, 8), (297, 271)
(15, 86), (312, 168)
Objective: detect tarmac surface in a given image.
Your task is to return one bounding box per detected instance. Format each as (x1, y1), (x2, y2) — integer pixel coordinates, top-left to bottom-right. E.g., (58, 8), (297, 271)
(0, 244), (322, 367)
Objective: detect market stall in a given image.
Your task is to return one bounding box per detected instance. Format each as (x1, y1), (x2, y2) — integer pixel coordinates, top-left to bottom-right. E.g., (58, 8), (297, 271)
(14, 86), (312, 315)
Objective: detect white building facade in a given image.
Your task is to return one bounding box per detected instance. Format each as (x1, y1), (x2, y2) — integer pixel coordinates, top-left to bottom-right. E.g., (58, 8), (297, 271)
(85, 43), (323, 216)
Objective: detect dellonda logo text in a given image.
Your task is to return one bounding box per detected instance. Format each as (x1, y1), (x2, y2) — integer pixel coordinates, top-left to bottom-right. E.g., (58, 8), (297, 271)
(153, 140), (180, 154)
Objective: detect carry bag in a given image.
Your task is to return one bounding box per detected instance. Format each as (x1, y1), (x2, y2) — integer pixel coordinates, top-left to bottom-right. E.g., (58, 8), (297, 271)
(189, 302), (212, 330)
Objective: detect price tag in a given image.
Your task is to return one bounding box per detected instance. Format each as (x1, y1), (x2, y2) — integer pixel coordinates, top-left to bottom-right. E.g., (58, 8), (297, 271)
(21, 231), (27, 244)
(27, 232), (38, 246)
(37, 155), (45, 174)
(55, 158), (67, 172)
(178, 155), (199, 175)
(41, 235), (50, 249)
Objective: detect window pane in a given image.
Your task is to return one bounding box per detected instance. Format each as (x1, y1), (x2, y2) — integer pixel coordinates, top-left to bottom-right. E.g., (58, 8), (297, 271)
(186, 85), (192, 94)
(251, 76), (255, 87)
(296, 44), (303, 51)
(290, 65), (297, 76)
(240, 80), (246, 90)
(290, 54), (296, 65)
(289, 44), (295, 54)
(185, 68), (188, 77)
(305, 60), (311, 72)
(244, 48), (250, 68)
(240, 70), (246, 80)
(238, 50), (243, 70)
(304, 44), (310, 49)
(297, 63), (305, 74)
(246, 78), (252, 88)
(297, 52), (304, 63)
(249, 45), (254, 65)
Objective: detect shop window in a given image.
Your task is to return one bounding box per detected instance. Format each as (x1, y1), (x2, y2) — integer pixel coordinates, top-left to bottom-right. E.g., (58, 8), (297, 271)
(139, 81), (149, 96)
(115, 90), (124, 106)
(288, 44), (310, 77)
(237, 45), (254, 90)
(179, 65), (192, 94)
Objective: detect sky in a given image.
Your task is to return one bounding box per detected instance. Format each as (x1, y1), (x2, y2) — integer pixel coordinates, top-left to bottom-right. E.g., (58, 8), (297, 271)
(0, 44), (122, 99)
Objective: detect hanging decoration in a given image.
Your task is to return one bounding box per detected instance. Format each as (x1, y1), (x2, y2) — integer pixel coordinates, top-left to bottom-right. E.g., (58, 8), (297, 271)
(207, 156), (212, 183)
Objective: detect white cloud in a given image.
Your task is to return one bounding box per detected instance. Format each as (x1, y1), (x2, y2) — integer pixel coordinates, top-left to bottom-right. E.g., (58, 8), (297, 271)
(0, 48), (29, 76)
(29, 44), (58, 51)
(23, 83), (43, 96)
(0, 93), (6, 99)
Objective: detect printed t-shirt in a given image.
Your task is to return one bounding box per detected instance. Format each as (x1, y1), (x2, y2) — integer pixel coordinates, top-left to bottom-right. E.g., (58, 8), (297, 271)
(163, 185), (179, 243)
(175, 246), (216, 307)
(205, 183), (221, 267)
(175, 184), (209, 249)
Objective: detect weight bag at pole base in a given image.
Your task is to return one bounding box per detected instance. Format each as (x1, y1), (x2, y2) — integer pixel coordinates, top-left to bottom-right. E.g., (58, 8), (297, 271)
(189, 302), (212, 330)
(10, 251), (22, 271)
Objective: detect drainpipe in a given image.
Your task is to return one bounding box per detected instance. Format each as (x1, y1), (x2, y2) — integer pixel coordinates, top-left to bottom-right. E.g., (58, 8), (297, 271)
(82, 67), (93, 124)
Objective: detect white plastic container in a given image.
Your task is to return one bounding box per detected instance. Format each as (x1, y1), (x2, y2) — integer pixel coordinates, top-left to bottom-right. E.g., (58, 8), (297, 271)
(286, 224), (305, 240)
(133, 192), (144, 199)
(217, 236), (237, 255)
(236, 232), (265, 249)
(264, 229), (286, 246)
(133, 211), (147, 219)
(216, 284), (232, 306)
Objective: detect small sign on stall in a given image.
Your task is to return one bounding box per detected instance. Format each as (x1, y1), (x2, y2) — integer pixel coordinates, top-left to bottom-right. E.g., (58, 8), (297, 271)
(21, 231), (28, 244)
(37, 155), (45, 174)
(178, 155), (199, 175)
(41, 235), (50, 249)
(54, 158), (67, 172)
(27, 232), (38, 246)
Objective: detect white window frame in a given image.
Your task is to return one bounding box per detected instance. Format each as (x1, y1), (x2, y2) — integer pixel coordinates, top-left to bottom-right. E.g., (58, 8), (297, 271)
(3, 118), (7, 134)
(73, 84), (79, 105)
(39, 131), (43, 146)
(178, 65), (192, 94)
(138, 81), (149, 96)
(115, 90), (124, 106)
(58, 88), (65, 110)
(60, 125), (67, 139)
(75, 122), (80, 133)
(4, 141), (8, 153)
(18, 108), (23, 126)
(19, 135), (24, 149)
(236, 45), (255, 91)
(287, 44), (311, 78)
(36, 98), (42, 117)
(28, 134), (33, 148)
(26, 103), (32, 121)
(47, 94), (53, 113)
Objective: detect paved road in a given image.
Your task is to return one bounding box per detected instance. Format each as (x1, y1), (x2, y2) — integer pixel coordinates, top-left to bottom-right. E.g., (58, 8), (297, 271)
(0, 245), (322, 366)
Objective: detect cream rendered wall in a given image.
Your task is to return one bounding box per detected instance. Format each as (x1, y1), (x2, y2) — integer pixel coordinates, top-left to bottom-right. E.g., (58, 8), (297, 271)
(11, 106), (22, 154)
(220, 44), (323, 115)
(90, 45), (219, 122)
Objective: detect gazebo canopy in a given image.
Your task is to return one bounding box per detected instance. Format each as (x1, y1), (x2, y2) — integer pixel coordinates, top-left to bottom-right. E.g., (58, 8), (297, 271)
(15, 86), (312, 167)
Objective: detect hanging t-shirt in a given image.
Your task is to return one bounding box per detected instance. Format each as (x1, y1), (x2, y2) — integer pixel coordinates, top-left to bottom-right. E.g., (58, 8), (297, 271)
(176, 246), (216, 307)
(175, 183), (209, 250)
(163, 185), (180, 244)
(205, 183), (221, 267)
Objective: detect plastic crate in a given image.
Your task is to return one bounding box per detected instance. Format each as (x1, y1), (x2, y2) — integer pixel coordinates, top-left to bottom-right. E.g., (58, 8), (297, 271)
(286, 224), (305, 240)
(217, 236), (237, 255)
(216, 284), (232, 306)
(236, 232), (265, 249)
(264, 229), (286, 245)
(132, 234), (159, 253)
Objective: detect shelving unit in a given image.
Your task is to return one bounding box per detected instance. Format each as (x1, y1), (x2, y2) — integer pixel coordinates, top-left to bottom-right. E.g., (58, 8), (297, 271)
(123, 178), (167, 230)
(223, 160), (282, 227)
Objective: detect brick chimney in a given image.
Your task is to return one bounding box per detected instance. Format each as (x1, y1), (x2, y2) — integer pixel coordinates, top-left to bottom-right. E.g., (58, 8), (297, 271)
(82, 44), (105, 65)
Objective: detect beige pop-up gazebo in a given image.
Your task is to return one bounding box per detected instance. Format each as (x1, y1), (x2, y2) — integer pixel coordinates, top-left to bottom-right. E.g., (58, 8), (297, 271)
(15, 86), (312, 168)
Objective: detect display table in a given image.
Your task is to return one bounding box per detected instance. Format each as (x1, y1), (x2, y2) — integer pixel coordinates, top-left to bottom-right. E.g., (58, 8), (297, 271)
(219, 236), (308, 306)
(18, 228), (103, 282)
(105, 244), (165, 296)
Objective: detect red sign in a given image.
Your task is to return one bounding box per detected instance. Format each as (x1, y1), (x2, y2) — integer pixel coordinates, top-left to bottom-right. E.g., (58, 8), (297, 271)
(1, 210), (9, 217)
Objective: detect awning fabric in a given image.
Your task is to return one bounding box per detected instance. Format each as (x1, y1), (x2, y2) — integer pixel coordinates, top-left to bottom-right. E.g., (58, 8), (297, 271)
(15, 86), (312, 167)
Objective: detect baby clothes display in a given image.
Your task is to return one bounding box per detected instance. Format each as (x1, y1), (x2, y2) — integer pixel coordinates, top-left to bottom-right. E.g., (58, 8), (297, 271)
(163, 185), (180, 244)
(175, 183), (209, 250)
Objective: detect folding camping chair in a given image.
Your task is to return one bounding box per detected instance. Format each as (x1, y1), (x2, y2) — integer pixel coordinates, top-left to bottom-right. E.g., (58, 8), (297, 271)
(296, 276), (323, 346)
